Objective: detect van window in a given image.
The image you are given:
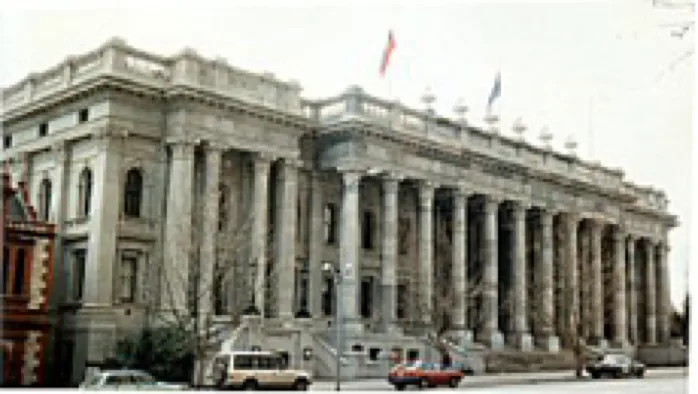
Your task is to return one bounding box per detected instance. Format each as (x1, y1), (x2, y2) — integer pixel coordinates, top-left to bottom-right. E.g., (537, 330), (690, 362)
(234, 355), (255, 370)
(257, 355), (278, 370)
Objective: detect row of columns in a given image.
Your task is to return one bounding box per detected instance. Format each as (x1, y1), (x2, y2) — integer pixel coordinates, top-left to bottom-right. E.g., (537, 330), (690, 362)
(161, 141), (672, 349)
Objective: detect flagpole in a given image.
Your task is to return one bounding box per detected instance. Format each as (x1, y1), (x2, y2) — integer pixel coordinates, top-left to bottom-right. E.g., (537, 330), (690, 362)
(587, 95), (594, 160)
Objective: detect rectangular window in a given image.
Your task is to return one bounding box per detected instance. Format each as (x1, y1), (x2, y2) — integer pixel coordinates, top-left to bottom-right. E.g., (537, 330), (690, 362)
(39, 123), (48, 137)
(78, 108), (90, 123)
(362, 211), (374, 250)
(2, 247), (9, 294)
(360, 277), (373, 318)
(398, 218), (410, 255)
(322, 274), (334, 316)
(13, 249), (26, 295)
(3, 135), (12, 149)
(397, 283), (408, 319)
(120, 256), (138, 303)
(323, 204), (337, 244)
(72, 250), (86, 301)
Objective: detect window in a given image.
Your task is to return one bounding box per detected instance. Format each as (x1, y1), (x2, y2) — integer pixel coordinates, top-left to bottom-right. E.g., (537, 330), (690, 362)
(38, 178), (52, 221)
(234, 355), (254, 370)
(323, 204), (337, 244)
(72, 250), (86, 301)
(119, 256), (138, 303)
(398, 218), (411, 255)
(362, 211), (374, 250)
(321, 274), (334, 316)
(369, 348), (381, 361)
(13, 249), (26, 295)
(360, 277), (373, 318)
(397, 283), (408, 319)
(78, 167), (93, 217)
(2, 247), (9, 294)
(3, 135), (11, 149)
(124, 168), (143, 217)
(39, 123), (48, 137)
(78, 108), (89, 123)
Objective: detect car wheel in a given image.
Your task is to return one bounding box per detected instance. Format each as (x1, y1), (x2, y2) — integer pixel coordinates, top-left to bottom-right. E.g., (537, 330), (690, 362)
(242, 380), (258, 391)
(294, 379), (308, 391)
(417, 379), (426, 390)
(613, 371), (622, 379)
(591, 372), (600, 379)
(394, 384), (405, 391)
(636, 370), (645, 379)
(448, 378), (459, 388)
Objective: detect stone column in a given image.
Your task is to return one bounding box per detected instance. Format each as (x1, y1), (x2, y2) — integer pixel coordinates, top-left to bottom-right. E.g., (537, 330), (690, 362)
(86, 130), (121, 305)
(308, 173), (324, 318)
(417, 181), (435, 326)
(49, 142), (70, 305)
(626, 235), (638, 345)
(275, 159), (299, 320)
(452, 187), (472, 343)
(479, 195), (503, 349)
(339, 171), (362, 332)
(251, 153), (271, 314)
(163, 140), (195, 314)
(656, 243), (671, 343)
(612, 227), (628, 347)
(511, 201), (532, 350)
(380, 174), (400, 333)
(198, 144), (222, 320)
(589, 220), (606, 346)
(645, 239), (657, 344)
(563, 213), (579, 347)
(537, 209), (559, 351)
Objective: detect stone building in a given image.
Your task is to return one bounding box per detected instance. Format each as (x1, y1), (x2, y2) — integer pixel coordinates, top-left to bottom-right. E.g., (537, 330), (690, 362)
(2, 171), (57, 386)
(0, 38), (677, 383)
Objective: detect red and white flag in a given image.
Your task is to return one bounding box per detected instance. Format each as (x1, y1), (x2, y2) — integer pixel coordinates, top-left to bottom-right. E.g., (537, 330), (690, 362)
(379, 30), (396, 77)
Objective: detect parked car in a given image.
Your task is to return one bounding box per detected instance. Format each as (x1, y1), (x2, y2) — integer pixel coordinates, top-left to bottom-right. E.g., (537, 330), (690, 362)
(388, 360), (464, 390)
(210, 350), (312, 390)
(78, 369), (187, 390)
(586, 354), (646, 379)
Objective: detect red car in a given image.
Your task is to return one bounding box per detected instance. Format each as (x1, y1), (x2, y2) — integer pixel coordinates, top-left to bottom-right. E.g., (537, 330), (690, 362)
(388, 361), (464, 390)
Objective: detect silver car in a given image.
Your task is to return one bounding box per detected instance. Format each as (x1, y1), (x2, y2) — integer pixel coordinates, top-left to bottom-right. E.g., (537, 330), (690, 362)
(79, 369), (187, 390)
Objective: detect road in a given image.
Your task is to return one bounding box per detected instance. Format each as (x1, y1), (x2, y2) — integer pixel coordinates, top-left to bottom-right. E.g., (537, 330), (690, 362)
(311, 368), (687, 393)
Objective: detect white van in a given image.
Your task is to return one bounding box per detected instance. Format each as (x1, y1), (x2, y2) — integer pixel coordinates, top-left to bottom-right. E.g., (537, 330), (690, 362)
(210, 350), (311, 390)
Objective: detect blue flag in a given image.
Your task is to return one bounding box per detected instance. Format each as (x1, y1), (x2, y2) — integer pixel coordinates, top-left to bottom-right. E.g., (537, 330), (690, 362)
(487, 72), (501, 112)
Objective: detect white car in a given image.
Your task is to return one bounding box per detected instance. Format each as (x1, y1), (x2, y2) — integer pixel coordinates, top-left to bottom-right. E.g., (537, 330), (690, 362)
(79, 369), (187, 390)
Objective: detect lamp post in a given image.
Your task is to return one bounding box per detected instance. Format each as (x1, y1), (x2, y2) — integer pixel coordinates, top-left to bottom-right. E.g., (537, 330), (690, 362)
(324, 166), (382, 391)
(322, 261), (343, 391)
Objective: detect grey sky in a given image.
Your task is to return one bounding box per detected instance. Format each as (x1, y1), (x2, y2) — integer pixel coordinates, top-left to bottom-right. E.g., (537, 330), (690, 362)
(1, 0), (693, 308)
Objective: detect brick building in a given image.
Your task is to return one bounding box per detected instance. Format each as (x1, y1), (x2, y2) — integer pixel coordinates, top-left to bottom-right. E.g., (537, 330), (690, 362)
(1, 171), (56, 386)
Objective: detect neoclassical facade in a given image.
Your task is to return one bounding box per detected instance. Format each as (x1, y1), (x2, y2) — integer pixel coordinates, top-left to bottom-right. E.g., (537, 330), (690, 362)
(0, 39), (676, 383)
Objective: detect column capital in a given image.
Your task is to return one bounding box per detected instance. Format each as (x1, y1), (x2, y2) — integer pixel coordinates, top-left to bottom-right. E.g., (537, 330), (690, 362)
(382, 175), (400, 194)
(418, 179), (438, 191)
(454, 183), (474, 198)
(340, 170), (362, 189)
(511, 199), (531, 211)
(612, 227), (627, 242)
(253, 151), (276, 163)
(626, 233), (637, 243)
(590, 218), (606, 232)
(203, 141), (227, 153)
(279, 157), (304, 168)
(484, 194), (501, 211)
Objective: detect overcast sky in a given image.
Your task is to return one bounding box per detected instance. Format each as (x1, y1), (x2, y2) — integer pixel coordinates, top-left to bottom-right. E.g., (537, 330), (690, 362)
(1, 0), (693, 308)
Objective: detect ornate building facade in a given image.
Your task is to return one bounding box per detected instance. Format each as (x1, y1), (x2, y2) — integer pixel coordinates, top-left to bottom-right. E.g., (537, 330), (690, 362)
(1, 171), (56, 386)
(0, 39), (676, 383)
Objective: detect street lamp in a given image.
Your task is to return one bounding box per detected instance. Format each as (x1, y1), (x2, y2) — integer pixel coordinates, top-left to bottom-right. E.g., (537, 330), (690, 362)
(322, 261), (343, 391)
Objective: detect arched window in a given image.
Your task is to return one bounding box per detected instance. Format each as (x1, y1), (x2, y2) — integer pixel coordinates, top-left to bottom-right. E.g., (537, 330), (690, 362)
(38, 178), (52, 221)
(78, 167), (93, 217)
(124, 168), (143, 218)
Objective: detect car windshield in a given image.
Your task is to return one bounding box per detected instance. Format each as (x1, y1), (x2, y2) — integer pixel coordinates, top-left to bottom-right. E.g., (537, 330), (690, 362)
(602, 355), (625, 364)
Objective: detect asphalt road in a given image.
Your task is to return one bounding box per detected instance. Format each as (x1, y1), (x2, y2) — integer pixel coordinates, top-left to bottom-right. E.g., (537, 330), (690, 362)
(311, 368), (687, 392)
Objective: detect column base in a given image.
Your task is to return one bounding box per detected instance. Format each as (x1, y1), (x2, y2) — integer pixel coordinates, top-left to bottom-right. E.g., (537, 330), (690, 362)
(447, 329), (473, 346)
(610, 338), (631, 350)
(535, 335), (560, 353)
(588, 337), (608, 349)
(342, 321), (365, 334)
(509, 332), (534, 352)
(477, 330), (504, 350)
